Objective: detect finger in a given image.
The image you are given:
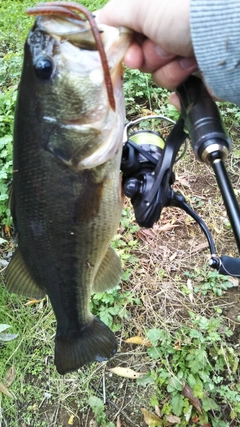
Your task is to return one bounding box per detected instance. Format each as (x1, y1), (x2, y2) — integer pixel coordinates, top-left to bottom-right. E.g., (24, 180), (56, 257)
(97, 0), (193, 57)
(122, 40), (144, 69)
(96, 0), (150, 33)
(139, 39), (175, 73)
(152, 57), (198, 90)
(169, 92), (181, 111)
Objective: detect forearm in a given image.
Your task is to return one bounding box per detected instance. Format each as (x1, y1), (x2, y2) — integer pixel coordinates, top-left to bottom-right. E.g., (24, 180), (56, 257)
(190, 0), (240, 105)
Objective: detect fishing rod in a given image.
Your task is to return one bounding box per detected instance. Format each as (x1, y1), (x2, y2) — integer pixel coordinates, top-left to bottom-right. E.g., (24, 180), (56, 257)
(121, 76), (240, 278)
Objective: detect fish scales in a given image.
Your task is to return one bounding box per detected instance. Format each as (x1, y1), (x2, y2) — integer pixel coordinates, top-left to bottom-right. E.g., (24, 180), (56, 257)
(6, 4), (132, 374)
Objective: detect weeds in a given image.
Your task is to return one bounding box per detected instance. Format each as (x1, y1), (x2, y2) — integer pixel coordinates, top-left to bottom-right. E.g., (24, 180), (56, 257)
(124, 68), (180, 122)
(0, 87), (16, 225)
(184, 267), (234, 297)
(138, 314), (239, 427)
(91, 286), (140, 333)
(89, 396), (115, 427)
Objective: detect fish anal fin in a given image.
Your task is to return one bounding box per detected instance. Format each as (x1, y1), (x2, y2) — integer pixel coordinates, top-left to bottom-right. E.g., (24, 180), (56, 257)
(5, 247), (45, 299)
(55, 316), (117, 375)
(8, 182), (18, 234)
(8, 181), (14, 215)
(92, 246), (122, 293)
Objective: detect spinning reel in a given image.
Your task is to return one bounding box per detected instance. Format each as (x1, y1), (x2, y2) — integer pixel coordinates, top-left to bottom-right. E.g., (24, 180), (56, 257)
(121, 76), (240, 278)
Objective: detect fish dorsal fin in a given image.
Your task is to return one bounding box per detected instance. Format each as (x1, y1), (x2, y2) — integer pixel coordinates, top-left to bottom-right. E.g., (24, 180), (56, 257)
(92, 246), (122, 293)
(5, 247), (45, 299)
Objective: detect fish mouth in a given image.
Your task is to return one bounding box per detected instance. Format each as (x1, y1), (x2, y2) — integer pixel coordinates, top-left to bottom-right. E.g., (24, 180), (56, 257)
(36, 15), (132, 77)
(28, 4), (132, 169)
(37, 16), (132, 169)
(28, 3), (121, 110)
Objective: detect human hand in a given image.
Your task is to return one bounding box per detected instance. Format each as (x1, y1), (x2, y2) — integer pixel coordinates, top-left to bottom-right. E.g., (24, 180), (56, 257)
(97, 0), (198, 90)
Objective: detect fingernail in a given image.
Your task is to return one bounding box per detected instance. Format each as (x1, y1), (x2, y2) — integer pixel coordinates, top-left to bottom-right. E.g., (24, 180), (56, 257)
(154, 44), (173, 58)
(179, 57), (198, 69)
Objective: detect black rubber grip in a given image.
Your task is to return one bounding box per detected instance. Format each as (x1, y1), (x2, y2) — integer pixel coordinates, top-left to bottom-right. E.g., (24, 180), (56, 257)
(176, 76), (231, 160)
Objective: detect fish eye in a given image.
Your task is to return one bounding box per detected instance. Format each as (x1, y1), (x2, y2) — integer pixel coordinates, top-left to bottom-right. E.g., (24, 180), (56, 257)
(34, 57), (53, 80)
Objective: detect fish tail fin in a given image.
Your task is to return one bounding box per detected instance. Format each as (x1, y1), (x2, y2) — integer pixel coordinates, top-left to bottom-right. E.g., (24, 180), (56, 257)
(55, 317), (117, 375)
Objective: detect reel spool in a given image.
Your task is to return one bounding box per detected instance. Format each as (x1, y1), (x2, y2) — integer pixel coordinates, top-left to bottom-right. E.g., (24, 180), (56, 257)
(122, 129), (166, 201)
(121, 115), (183, 227)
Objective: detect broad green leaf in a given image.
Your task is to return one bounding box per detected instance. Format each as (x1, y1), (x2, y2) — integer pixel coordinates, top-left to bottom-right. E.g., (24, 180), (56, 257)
(202, 396), (219, 412)
(137, 374), (155, 387)
(147, 328), (164, 346)
(88, 396), (104, 415)
(171, 394), (185, 417)
(147, 347), (161, 360)
(167, 377), (182, 392)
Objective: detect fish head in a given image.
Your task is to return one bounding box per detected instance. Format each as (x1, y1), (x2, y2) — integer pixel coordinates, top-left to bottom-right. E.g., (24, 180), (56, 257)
(20, 10), (132, 170)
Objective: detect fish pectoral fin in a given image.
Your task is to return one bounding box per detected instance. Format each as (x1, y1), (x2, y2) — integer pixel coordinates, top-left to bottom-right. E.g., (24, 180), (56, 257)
(73, 173), (104, 223)
(92, 246), (122, 293)
(5, 247), (45, 299)
(55, 316), (117, 375)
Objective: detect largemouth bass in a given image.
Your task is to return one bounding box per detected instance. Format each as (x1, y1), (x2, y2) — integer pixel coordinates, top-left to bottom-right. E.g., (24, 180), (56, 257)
(6, 2), (132, 375)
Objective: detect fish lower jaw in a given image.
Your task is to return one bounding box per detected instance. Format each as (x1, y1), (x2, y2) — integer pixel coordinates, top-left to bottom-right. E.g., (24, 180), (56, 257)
(77, 127), (123, 169)
(77, 146), (120, 169)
